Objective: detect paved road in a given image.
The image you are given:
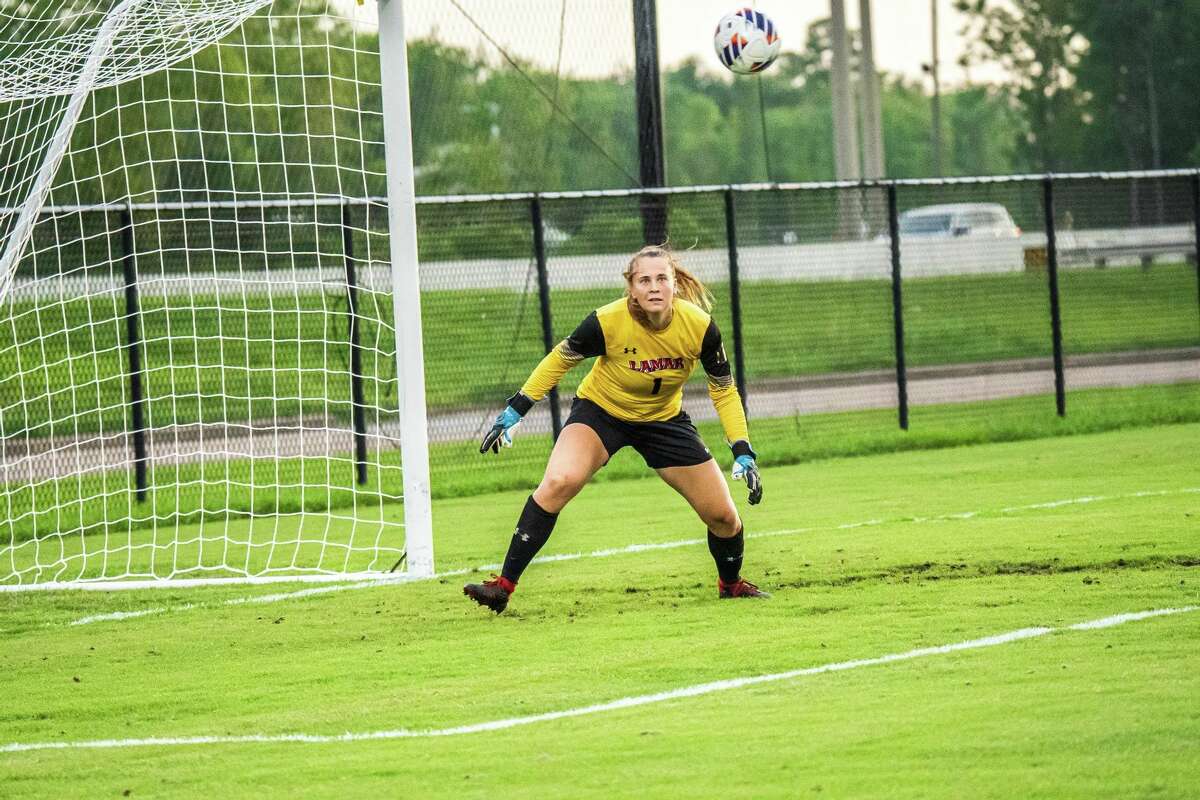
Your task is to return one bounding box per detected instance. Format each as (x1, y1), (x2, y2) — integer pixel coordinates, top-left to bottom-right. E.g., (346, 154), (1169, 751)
(4, 350), (1197, 483)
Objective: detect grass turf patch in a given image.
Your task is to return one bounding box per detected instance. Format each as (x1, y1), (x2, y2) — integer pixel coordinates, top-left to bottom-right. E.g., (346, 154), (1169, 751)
(0, 424), (1197, 797)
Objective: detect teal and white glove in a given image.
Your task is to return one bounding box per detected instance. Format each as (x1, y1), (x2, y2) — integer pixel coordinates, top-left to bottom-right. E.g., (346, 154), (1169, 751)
(480, 393), (533, 454)
(730, 441), (762, 505)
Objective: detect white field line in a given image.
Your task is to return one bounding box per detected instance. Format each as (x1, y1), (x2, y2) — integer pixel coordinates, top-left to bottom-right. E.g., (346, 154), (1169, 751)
(62, 486), (1200, 627)
(6, 605), (1197, 754)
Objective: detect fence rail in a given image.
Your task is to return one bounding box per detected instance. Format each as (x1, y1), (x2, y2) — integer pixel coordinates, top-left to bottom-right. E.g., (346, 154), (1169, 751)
(15, 167), (1200, 216)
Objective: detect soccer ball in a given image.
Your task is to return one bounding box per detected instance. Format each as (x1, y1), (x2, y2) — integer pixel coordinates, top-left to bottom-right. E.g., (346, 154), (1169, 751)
(714, 8), (781, 75)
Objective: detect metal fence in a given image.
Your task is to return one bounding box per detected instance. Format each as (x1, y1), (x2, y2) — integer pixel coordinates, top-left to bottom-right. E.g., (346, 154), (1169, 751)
(3, 169), (1199, 495)
(415, 169), (1199, 484)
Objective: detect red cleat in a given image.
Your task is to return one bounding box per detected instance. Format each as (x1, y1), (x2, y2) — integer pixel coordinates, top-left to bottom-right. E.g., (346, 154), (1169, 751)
(463, 575), (515, 613)
(718, 577), (771, 599)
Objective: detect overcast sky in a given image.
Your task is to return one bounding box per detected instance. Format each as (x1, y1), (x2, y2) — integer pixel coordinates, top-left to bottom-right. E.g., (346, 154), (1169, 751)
(398, 1), (1005, 88)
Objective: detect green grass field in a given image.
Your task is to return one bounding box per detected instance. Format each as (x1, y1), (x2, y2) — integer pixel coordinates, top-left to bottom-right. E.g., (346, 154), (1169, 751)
(1, 423), (1197, 797)
(3, 263), (1196, 439)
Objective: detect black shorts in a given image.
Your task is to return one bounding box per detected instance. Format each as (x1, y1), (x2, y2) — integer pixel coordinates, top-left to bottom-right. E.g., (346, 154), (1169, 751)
(564, 397), (713, 469)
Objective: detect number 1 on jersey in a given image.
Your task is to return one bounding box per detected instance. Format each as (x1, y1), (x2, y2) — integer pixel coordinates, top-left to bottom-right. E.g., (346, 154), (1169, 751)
(651, 377), (662, 395)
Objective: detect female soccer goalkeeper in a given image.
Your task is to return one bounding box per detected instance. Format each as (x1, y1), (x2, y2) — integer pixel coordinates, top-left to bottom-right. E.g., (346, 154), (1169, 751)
(463, 245), (765, 614)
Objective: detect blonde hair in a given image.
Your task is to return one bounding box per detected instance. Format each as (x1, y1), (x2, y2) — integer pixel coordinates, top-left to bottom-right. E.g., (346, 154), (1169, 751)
(623, 244), (713, 327)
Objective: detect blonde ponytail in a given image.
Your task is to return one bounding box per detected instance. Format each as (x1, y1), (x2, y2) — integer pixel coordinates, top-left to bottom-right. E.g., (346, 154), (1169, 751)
(671, 263), (714, 311)
(623, 244), (713, 327)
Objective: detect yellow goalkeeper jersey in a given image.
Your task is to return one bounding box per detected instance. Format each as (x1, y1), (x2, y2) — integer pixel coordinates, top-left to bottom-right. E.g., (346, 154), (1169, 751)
(517, 297), (749, 445)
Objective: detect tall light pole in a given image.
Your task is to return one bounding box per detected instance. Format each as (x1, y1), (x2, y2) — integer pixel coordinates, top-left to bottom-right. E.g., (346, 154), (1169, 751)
(858, 0), (885, 179)
(830, 0), (860, 182)
(929, 0), (943, 176)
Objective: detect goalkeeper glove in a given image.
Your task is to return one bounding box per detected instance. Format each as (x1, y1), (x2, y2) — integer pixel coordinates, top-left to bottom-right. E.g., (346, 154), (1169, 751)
(730, 441), (762, 505)
(480, 393), (532, 454)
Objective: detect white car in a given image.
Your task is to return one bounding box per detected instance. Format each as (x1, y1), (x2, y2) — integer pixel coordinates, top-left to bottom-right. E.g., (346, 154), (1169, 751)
(895, 202), (1024, 275)
(899, 202), (1021, 239)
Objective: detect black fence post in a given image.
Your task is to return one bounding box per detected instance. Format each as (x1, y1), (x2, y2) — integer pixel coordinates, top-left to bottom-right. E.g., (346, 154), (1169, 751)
(1192, 171), (1200, 339)
(886, 184), (909, 430)
(530, 196), (562, 440)
(120, 204), (148, 501)
(722, 188), (748, 412)
(633, 0), (668, 244)
(342, 202), (368, 486)
(1043, 176), (1066, 417)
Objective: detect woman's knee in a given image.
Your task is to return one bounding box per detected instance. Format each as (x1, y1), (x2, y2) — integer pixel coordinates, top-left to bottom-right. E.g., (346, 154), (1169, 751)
(536, 470), (586, 508)
(705, 505), (741, 537)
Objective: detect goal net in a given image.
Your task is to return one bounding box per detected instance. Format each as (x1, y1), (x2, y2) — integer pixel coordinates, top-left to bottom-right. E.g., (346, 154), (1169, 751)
(0, 0), (432, 588)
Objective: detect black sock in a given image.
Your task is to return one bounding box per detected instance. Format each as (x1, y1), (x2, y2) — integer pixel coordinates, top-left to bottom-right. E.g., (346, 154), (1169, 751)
(707, 528), (744, 585)
(500, 496), (559, 584)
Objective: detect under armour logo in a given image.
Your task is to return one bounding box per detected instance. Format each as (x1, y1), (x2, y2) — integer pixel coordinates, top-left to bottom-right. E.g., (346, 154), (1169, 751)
(516, 530), (530, 543)
(624, 347), (637, 354)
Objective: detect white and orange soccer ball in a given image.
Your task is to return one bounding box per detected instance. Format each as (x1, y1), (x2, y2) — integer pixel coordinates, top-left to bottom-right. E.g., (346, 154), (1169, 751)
(714, 8), (781, 75)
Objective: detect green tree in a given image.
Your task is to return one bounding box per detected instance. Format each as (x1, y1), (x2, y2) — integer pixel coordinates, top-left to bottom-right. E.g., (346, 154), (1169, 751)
(1068, 1), (1200, 170)
(955, 0), (1200, 171)
(954, 0), (1088, 171)
(944, 85), (1024, 175)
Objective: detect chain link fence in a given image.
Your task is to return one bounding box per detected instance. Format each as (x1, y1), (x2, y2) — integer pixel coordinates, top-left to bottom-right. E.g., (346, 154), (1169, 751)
(3, 170), (1198, 497)
(418, 171), (1199, 487)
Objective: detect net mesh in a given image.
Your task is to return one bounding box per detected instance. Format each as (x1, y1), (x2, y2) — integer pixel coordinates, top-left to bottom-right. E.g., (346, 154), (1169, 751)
(400, 0), (638, 194)
(0, 0), (409, 586)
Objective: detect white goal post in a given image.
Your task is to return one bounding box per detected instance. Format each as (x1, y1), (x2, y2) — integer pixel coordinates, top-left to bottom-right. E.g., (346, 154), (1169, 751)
(0, 0), (432, 589)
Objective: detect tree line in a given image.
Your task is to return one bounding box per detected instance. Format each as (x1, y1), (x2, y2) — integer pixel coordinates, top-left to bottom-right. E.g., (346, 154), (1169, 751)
(6, 0), (1197, 209)
(407, 1), (1200, 193)
(955, 0), (1200, 174)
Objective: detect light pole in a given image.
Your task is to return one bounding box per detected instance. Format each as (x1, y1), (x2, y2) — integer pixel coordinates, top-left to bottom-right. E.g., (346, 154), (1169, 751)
(858, 0), (885, 179)
(926, 0), (943, 176)
(830, 0), (860, 183)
